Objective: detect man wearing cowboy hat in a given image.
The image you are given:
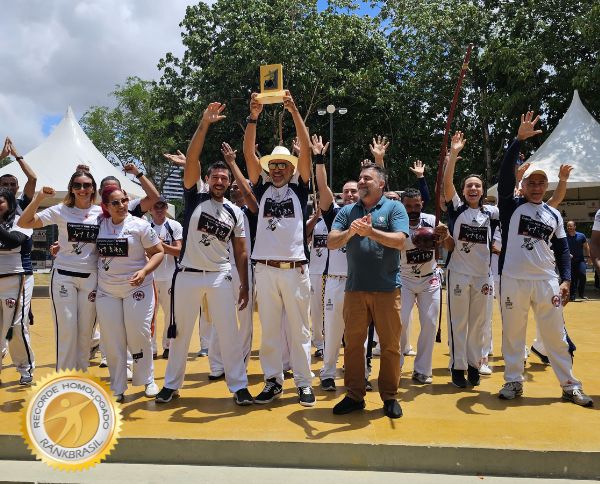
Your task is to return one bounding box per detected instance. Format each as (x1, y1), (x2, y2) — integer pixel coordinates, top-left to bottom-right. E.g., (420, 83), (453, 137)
(243, 90), (315, 407)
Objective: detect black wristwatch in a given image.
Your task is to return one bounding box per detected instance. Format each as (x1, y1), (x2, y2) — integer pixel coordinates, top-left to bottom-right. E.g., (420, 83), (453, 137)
(135, 172), (144, 179)
(246, 116), (257, 124)
(15, 156), (24, 161)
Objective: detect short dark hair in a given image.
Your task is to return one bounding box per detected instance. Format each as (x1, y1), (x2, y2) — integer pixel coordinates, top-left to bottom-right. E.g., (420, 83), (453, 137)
(360, 163), (387, 183)
(401, 188), (422, 202)
(0, 174), (17, 182)
(207, 161), (232, 181)
(100, 176), (121, 190)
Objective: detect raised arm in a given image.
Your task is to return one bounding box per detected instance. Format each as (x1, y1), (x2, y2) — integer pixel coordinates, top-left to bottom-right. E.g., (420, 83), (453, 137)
(311, 134), (334, 211)
(123, 163), (160, 212)
(243, 93), (263, 185)
(369, 135), (389, 168)
(17, 187), (55, 229)
(185, 102), (226, 189)
(284, 91), (311, 183)
(547, 164), (572, 208)
(7, 138), (37, 200)
(409, 160), (430, 204)
(443, 131), (465, 203)
(221, 142), (258, 214)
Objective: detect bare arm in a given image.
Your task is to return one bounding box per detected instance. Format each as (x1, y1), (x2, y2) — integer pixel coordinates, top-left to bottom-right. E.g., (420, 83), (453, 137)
(185, 102), (226, 189)
(284, 91), (311, 183)
(123, 163), (160, 213)
(312, 134), (334, 210)
(243, 93), (263, 185)
(306, 208), (321, 241)
(130, 243), (164, 286)
(17, 187), (55, 229)
(231, 235), (249, 310)
(352, 214), (406, 250)
(327, 228), (355, 250)
(221, 142), (258, 214)
(443, 131), (465, 203)
(7, 138), (37, 200)
(434, 223), (454, 251)
(162, 239), (181, 257)
(547, 164), (572, 208)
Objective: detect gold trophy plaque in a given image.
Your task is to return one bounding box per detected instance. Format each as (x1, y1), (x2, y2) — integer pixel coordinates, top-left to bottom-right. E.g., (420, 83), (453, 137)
(256, 64), (286, 104)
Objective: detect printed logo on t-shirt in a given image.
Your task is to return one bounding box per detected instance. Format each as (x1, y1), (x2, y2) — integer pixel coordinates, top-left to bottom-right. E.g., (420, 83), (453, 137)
(406, 248), (434, 275)
(313, 234), (328, 257)
(97, 238), (129, 271)
(264, 198), (295, 231)
(458, 224), (487, 253)
(518, 215), (553, 243)
(5, 298), (16, 308)
(197, 212), (232, 244)
(67, 223), (99, 254)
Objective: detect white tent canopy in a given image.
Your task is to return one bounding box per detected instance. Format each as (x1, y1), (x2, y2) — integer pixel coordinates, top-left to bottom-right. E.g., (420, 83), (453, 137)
(0, 106), (145, 206)
(488, 90), (600, 199)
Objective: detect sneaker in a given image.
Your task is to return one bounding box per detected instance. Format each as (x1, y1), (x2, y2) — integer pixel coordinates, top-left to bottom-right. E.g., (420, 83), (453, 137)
(19, 375), (33, 386)
(499, 381), (523, 400)
(298, 386), (316, 407)
(321, 378), (336, 391)
(531, 346), (550, 365)
(467, 365), (480, 386)
(403, 348), (417, 357)
(365, 379), (373, 392)
(145, 381), (160, 398)
(479, 363), (492, 375)
(234, 388), (254, 406)
(89, 344), (100, 360)
(562, 388), (593, 407)
(451, 369), (467, 388)
(412, 371), (432, 384)
(152, 353), (158, 360)
(372, 345), (381, 356)
(332, 395), (365, 415)
(115, 394), (124, 403)
(314, 348), (324, 359)
(383, 399), (403, 418)
(99, 357), (108, 368)
(126, 366), (133, 381)
(197, 348), (209, 357)
(162, 349), (169, 359)
(155, 387), (179, 403)
(208, 372), (225, 381)
(254, 378), (283, 404)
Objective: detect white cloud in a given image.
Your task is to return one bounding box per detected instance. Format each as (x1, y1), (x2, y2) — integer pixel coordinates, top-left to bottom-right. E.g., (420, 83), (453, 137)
(0, 0), (198, 153)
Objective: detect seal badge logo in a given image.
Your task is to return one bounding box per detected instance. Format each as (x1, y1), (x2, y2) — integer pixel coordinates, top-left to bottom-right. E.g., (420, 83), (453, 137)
(21, 370), (122, 471)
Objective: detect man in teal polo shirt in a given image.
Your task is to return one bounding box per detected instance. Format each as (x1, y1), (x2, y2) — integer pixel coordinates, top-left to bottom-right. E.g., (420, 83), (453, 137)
(328, 163), (409, 418)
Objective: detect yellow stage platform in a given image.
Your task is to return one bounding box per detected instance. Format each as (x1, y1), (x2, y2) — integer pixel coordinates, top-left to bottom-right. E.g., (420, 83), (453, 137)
(1, 293), (599, 478)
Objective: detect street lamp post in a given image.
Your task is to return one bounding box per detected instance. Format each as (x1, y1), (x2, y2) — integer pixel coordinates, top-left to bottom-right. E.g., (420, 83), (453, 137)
(317, 104), (347, 189)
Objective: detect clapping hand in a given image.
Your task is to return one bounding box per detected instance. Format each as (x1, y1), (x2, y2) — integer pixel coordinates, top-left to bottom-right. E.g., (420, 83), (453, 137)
(351, 214), (372, 237)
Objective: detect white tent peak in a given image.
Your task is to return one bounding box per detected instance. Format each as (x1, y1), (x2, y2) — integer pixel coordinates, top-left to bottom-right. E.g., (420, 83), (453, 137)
(488, 90), (600, 197)
(0, 106), (145, 204)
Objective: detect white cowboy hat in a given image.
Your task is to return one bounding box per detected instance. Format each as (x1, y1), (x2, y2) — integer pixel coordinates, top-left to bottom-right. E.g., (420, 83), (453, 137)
(259, 146), (298, 172)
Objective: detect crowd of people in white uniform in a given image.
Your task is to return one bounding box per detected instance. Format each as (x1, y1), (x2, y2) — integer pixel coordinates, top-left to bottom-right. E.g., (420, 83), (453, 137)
(1, 96), (599, 417)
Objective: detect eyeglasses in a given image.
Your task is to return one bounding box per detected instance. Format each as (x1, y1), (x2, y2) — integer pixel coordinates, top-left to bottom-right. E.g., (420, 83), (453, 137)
(268, 162), (288, 170)
(109, 197), (130, 207)
(72, 182), (93, 190)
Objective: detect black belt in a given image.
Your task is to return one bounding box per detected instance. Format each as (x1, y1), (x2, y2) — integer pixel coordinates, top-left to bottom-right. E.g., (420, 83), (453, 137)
(179, 267), (219, 273)
(57, 269), (91, 278)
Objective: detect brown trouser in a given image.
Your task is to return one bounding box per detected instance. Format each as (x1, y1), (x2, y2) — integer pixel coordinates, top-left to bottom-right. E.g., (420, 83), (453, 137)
(342, 289), (402, 402)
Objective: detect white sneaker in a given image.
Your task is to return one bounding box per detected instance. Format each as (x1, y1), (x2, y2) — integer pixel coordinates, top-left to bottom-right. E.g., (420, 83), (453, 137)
(479, 364), (492, 375)
(127, 366), (133, 381)
(372, 345), (381, 356)
(99, 357), (108, 368)
(403, 348), (417, 357)
(145, 381), (160, 398)
(499, 381), (523, 400)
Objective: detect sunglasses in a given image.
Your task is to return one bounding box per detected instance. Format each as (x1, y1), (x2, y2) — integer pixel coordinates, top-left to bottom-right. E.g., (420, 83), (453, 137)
(109, 197), (130, 207)
(268, 162), (289, 170)
(72, 182), (93, 190)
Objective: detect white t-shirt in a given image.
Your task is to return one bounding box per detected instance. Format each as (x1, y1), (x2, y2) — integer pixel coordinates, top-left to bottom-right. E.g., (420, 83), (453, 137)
(447, 193), (499, 277)
(252, 172), (309, 262)
(309, 218), (328, 275)
(501, 201), (567, 280)
(96, 214), (159, 290)
(180, 182), (245, 272)
(229, 210), (252, 270)
(593, 209), (600, 232)
(37, 204), (103, 273)
(321, 205), (347, 276)
(151, 219), (183, 281)
(490, 226), (502, 278)
(400, 213), (437, 282)
(0, 216), (33, 275)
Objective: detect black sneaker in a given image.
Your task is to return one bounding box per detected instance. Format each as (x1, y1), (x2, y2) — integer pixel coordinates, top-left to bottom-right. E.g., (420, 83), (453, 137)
(153, 353), (158, 360)
(467, 365), (480, 386)
(254, 378), (283, 404)
(314, 348), (324, 359)
(19, 375), (33, 386)
(155, 387), (179, 403)
(89, 344), (100, 360)
(298, 386), (316, 407)
(451, 369), (467, 388)
(531, 346), (550, 365)
(321, 378), (336, 391)
(234, 388), (254, 406)
(162, 349), (169, 359)
(365, 379), (373, 392)
(383, 399), (403, 418)
(333, 395), (366, 415)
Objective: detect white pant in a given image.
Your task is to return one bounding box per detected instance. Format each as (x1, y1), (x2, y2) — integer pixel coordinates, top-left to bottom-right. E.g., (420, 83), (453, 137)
(198, 308), (211, 351)
(482, 275), (499, 358)
(400, 273), (441, 376)
(165, 270), (247, 393)
(152, 280), (173, 352)
(446, 270), (492, 371)
(0, 275), (35, 378)
(97, 283), (155, 395)
(50, 269), (97, 371)
(208, 264), (254, 373)
(254, 263), (312, 387)
(500, 275), (581, 389)
(310, 273), (325, 350)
